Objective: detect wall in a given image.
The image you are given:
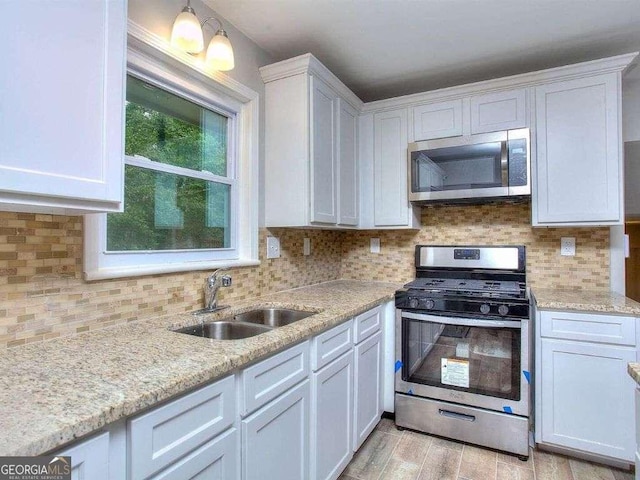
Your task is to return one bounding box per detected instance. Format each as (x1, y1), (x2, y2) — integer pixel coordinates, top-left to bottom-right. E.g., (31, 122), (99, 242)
(341, 201), (610, 291)
(0, 212), (341, 348)
(623, 66), (640, 143)
(626, 141), (640, 217)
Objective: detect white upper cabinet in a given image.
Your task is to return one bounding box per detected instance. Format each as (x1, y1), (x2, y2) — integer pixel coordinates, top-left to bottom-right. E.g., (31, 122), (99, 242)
(373, 109), (419, 227)
(470, 88), (527, 134)
(411, 88), (527, 141)
(338, 99), (359, 226)
(412, 99), (463, 140)
(0, 0), (126, 214)
(533, 73), (622, 226)
(311, 76), (338, 224)
(261, 54), (362, 228)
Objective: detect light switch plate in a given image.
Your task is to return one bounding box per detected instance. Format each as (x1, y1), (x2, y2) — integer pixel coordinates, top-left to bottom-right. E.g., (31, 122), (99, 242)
(266, 236), (281, 259)
(370, 238), (381, 254)
(560, 237), (576, 256)
(303, 238), (311, 256)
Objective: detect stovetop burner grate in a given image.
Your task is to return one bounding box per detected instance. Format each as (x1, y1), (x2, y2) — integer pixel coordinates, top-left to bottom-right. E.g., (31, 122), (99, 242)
(403, 277), (526, 299)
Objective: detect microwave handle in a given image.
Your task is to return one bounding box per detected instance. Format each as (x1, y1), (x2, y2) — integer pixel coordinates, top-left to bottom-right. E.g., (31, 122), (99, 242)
(501, 140), (508, 187)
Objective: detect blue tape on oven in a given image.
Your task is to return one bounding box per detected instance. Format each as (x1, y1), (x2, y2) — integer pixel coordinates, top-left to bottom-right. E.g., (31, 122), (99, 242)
(523, 370), (531, 384)
(395, 360), (403, 372)
(407, 389), (414, 395)
(503, 406), (513, 414)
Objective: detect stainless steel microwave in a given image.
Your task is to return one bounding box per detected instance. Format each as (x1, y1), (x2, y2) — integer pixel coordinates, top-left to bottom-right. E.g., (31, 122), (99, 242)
(408, 128), (530, 203)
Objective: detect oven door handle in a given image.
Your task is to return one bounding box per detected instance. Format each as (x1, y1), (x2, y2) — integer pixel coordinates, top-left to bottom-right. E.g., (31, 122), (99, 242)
(401, 311), (522, 328)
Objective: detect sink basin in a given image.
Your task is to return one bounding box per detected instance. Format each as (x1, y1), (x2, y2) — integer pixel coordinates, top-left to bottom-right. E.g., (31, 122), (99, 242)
(174, 321), (272, 340)
(233, 308), (315, 327)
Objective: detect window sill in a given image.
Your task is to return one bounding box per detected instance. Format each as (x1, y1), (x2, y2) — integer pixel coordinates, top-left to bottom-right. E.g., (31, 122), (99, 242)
(83, 258), (260, 281)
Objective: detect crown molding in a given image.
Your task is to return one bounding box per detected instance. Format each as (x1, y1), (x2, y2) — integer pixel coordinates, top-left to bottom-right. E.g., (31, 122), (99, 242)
(259, 52), (363, 109)
(362, 52), (639, 113)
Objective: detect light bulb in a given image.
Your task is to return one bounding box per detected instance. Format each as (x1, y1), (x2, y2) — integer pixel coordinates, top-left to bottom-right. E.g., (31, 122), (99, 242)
(206, 30), (235, 71)
(171, 8), (204, 54)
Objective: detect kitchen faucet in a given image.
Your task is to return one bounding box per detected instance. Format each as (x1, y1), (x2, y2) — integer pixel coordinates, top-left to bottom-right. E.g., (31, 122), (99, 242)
(203, 269), (232, 312)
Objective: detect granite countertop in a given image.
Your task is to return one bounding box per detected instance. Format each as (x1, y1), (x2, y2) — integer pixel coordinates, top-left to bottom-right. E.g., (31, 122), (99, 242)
(0, 280), (400, 457)
(628, 363), (640, 385)
(532, 288), (640, 316)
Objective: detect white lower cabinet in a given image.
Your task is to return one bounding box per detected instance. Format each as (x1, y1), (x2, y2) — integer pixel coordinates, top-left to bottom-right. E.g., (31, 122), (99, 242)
(241, 380), (310, 480)
(58, 432), (110, 480)
(311, 347), (354, 480)
(353, 329), (383, 450)
(536, 310), (638, 462)
(128, 375), (236, 480)
(53, 305), (389, 480)
(635, 388), (640, 480)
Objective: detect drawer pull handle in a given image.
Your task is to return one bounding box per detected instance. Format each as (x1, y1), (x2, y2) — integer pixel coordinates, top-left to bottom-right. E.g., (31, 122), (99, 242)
(438, 409), (476, 422)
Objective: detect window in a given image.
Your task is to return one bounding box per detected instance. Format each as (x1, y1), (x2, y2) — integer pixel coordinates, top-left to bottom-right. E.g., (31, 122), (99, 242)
(84, 30), (258, 280)
(109, 75), (234, 252)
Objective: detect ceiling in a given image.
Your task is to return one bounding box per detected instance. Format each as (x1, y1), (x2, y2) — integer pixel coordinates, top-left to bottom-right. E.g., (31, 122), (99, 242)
(206, 0), (640, 102)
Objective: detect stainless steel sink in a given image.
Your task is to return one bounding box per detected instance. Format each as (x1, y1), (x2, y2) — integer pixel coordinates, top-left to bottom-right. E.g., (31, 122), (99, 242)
(174, 321), (272, 340)
(173, 308), (316, 340)
(233, 308), (315, 327)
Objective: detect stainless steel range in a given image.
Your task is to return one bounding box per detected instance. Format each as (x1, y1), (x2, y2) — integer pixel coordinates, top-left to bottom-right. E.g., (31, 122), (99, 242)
(395, 245), (531, 458)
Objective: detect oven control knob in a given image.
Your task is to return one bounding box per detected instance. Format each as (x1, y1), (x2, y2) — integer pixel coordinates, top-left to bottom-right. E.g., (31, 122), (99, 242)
(480, 303), (491, 314)
(424, 299), (435, 310)
(408, 297), (419, 309)
(498, 305), (509, 316)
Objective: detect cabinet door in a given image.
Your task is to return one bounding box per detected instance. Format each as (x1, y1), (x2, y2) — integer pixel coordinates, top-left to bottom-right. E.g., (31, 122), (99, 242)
(353, 330), (383, 450)
(539, 338), (635, 460)
(412, 100), (463, 140)
(242, 380), (310, 480)
(58, 432), (109, 480)
(310, 76), (338, 224)
(151, 428), (239, 480)
(374, 109), (409, 226)
(534, 74), (621, 225)
(311, 351), (354, 480)
(470, 88), (527, 134)
(0, 1), (125, 213)
(337, 98), (359, 226)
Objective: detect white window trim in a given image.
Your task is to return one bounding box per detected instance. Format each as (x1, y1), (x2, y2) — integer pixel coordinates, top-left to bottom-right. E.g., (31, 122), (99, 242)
(84, 21), (259, 281)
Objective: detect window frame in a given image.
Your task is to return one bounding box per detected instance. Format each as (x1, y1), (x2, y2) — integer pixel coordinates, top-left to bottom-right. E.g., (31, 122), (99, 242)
(84, 23), (259, 280)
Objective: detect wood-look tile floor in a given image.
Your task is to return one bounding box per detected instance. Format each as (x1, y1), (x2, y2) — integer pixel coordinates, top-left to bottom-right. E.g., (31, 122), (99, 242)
(340, 418), (635, 480)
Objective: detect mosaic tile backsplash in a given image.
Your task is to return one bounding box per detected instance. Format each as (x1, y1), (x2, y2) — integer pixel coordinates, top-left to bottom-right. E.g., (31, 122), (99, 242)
(342, 201), (610, 290)
(0, 201), (610, 348)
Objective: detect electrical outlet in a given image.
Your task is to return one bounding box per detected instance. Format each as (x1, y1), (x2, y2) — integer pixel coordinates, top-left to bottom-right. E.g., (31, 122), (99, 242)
(370, 238), (381, 254)
(303, 238), (311, 256)
(560, 237), (576, 256)
(266, 236), (281, 259)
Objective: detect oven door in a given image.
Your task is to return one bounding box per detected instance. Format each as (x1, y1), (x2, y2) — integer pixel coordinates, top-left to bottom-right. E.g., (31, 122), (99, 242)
(395, 310), (530, 416)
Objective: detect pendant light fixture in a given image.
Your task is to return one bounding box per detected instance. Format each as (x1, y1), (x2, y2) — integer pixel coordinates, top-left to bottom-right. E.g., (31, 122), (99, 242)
(170, 1), (235, 71)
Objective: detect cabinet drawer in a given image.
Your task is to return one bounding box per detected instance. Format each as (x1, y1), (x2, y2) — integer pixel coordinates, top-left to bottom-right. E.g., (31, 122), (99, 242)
(354, 306), (382, 344)
(129, 375), (235, 480)
(151, 428), (238, 480)
(312, 320), (353, 371)
(540, 311), (636, 345)
(240, 341), (309, 416)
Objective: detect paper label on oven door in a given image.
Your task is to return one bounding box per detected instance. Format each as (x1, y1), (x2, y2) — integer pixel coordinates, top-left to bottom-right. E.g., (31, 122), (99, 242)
(441, 358), (469, 388)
